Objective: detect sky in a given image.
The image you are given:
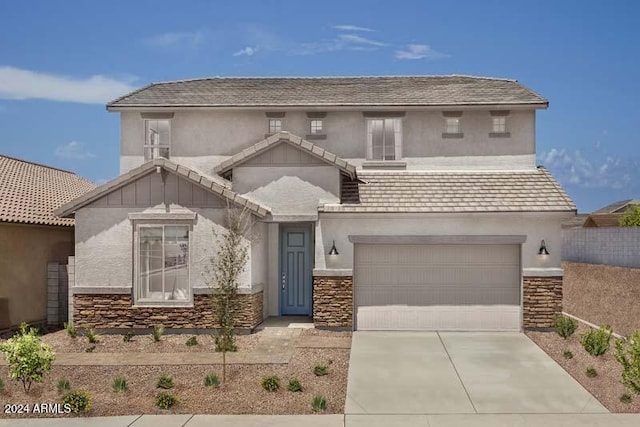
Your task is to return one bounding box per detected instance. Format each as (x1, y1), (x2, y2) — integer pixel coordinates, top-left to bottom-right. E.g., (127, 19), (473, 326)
(0, 0), (638, 212)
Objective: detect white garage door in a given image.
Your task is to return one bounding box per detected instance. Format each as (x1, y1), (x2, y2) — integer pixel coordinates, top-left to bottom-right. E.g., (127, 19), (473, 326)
(354, 244), (521, 331)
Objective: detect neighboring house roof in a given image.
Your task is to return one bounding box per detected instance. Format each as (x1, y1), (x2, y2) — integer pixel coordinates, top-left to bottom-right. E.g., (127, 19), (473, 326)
(55, 158), (270, 218)
(0, 155), (95, 227)
(108, 75), (548, 109)
(321, 167), (575, 213)
(583, 214), (622, 228)
(593, 199), (640, 214)
(561, 213), (590, 229)
(214, 131), (357, 179)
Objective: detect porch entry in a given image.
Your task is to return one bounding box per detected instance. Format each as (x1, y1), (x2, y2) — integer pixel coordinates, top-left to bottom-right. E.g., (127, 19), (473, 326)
(279, 224), (312, 315)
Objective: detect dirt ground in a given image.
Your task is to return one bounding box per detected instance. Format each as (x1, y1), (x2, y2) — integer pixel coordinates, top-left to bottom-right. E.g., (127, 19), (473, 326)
(527, 323), (640, 413)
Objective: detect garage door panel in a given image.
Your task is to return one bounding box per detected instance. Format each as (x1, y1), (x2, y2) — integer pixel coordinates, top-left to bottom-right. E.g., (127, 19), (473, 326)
(356, 285), (520, 306)
(357, 265), (520, 287)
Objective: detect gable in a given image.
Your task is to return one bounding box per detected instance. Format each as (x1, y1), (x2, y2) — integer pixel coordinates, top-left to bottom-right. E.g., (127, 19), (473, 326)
(244, 141), (324, 167)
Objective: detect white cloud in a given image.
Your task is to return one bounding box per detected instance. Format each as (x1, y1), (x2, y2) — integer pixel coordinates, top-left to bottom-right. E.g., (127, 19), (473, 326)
(54, 141), (96, 160)
(233, 46), (258, 57)
(291, 33), (388, 55)
(338, 34), (388, 47)
(143, 30), (206, 48)
(332, 24), (374, 32)
(0, 66), (136, 104)
(539, 148), (637, 190)
(395, 44), (450, 60)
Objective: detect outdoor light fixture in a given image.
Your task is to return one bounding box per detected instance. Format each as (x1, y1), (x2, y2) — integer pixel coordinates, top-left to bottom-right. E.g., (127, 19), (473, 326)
(328, 240), (339, 256)
(538, 240), (550, 256)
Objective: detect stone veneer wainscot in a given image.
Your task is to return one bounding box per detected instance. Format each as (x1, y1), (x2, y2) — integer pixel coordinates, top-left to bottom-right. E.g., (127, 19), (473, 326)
(312, 276), (353, 329)
(522, 276), (563, 329)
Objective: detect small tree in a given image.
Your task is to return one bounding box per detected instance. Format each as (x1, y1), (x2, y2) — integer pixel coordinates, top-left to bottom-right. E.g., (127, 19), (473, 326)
(0, 323), (55, 392)
(619, 204), (640, 227)
(207, 205), (255, 383)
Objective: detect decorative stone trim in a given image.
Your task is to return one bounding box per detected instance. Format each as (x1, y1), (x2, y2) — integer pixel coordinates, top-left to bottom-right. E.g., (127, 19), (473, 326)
(73, 292), (263, 331)
(313, 276), (353, 329)
(523, 276), (562, 329)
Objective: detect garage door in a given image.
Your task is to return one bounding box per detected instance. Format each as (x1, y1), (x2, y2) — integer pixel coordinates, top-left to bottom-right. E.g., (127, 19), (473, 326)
(354, 244), (521, 331)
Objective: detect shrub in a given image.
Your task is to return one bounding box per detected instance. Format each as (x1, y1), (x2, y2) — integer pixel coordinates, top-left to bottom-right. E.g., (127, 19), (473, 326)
(621, 393), (633, 404)
(186, 336), (198, 347)
(152, 325), (164, 342)
(311, 395), (327, 412)
(314, 364), (329, 376)
(57, 378), (71, 393)
(112, 376), (128, 392)
(84, 345), (96, 353)
(157, 374), (175, 389)
(61, 390), (92, 415)
(260, 375), (280, 392)
(0, 323), (55, 392)
(123, 331), (134, 342)
(85, 328), (99, 344)
(619, 204), (640, 227)
(616, 330), (640, 395)
(581, 326), (613, 356)
(287, 377), (302, 392)
(586, 367), (598, 378)
(64, 322), (77, 339)
(563, 350), (574, 359)
(553, 315), (578, 339)
(204, 372), (220, 387)
(156, 392), (177, 409)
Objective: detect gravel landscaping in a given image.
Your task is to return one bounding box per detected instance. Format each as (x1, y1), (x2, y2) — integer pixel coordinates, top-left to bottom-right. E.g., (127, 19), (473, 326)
(527, 323), (640, 413)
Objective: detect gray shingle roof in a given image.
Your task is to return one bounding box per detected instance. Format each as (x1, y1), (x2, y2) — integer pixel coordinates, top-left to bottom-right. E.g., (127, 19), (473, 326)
(214, 131), (356, 178)
(108, 75), (548, 108)
(321, 167), (575, 213)
(0, 155), (95, 226)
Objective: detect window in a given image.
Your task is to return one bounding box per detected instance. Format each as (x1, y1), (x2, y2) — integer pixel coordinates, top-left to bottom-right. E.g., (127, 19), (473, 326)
(445, 118), (461, 134)
(310, 119), (323, 134)
(137, 225), (190, 304)
(144, 120), (171, 161)
(492, 116), (507, 133)
(366, 118), (402, 160)
(268, 119), (282, 134)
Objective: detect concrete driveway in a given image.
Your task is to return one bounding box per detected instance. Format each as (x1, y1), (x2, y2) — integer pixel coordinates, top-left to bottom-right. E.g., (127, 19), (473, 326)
(346, 332), (608, 415)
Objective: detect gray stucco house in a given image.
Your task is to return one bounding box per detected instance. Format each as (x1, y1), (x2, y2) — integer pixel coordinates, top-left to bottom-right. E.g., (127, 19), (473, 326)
(56, 75), (576, 332)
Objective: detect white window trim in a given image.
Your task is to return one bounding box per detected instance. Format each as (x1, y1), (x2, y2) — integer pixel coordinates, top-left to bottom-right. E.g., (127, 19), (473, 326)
(365, 118), (403, 161)
(445, 117), (461, 134)
(133, 222), (193, 307)
(268, 118), (282, 134)
(492, 116), (507, 133)
(310, 119), (323, 134)
(143, 119), (171, 161)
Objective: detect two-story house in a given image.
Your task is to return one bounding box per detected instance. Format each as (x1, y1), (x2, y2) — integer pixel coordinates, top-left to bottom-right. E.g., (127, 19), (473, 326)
(56, 75), (576, 332)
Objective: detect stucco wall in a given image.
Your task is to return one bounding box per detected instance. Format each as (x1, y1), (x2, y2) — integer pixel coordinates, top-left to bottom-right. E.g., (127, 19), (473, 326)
(315, 212), (568, 272)
(119, 109), (537, 174)
(0, 223), (74, 327)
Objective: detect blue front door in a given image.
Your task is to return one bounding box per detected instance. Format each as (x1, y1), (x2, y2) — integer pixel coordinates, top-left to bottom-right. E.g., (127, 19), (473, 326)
(280, 225), (312, 315)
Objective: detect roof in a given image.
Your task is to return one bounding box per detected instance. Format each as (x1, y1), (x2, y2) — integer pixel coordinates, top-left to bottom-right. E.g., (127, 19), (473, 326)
(583, 214), (622, 228)
(214, 132), (357, 179)
(108, 75), (548, 109)
(0, 155), (95, 227)
(321, 166), (576, 213)
(55, 158), (270, 218)
(593, 199), (640, 214)
(561, 213), (589, 229)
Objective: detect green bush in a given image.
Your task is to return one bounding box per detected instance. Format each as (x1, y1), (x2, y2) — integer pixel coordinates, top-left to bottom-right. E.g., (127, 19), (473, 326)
(64, 322), (77, 339)
(586, 367), (597, 378)
(260, 375), (280, 392)
(619, 204), (640, 227)
(152, 325), (164, 342)
(314, 364), (329, 376)
(123, 331), (134, 342)
(563, 350), (574, 359)
(581, 326), (613, 356)
(112, 376), (128, 392)
(286, 377), (302, 392)
(616, 330), (640, 395)
(311, 395), (327, 412)
(57, 378), (71, 393)
(61, 390), (92, 415)
(0, 323), (55, 392)
(186, 336), (198, 347)
(85, 328), (99, 344)
(157, 373), (175, 389)
(553, 315), (578, 339)
(621, 393), (633, 404)
(204, 372), (219, 387)
(156, 392), (177, 409)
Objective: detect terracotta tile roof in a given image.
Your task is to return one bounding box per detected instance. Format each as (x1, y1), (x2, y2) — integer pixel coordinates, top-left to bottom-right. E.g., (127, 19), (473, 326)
(322, 166), (576, 213)
(55, 158), (270, 218)
(214, 131), (357, 179)
(0, 155), (95, 227)
(108, 75), (548, 108)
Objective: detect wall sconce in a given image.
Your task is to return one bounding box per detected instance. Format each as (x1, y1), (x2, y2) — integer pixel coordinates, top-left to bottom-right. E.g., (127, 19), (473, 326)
(328, 240), (339, 256)
(538, 240), (550, 256)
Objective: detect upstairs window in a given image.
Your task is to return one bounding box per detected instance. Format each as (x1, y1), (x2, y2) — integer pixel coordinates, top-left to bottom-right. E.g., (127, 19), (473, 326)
(268, 119), (282, 134)
(310, 119), (323, 134)
(492, 116), (507, 133)
(366, 118), (402, 161)
(144, 119), (171, 161)
(445, 117), (461, 134)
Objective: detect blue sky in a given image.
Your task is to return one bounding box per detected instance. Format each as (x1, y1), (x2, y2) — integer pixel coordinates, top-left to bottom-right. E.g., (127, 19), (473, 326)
(0, 0), (638, 212)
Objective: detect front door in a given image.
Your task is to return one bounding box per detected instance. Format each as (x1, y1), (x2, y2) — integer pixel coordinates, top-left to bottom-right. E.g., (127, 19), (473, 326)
(280, 225), (312, 315)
